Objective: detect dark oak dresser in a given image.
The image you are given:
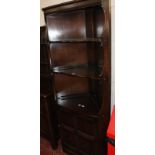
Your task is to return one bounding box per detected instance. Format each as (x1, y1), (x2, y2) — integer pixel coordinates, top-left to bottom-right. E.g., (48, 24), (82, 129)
(42, 0), (111, 154)
(40, 26), (59, 149)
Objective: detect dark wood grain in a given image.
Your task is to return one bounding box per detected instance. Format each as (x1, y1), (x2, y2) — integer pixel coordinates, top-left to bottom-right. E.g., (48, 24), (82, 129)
(53, 64), (103, 79)
(43, 0), (111, 154)
(43, 0), (101, 15)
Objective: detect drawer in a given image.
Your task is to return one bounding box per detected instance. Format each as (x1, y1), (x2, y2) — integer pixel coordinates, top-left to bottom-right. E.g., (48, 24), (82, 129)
(63, 144), (78, 155)
(77, 116), (98, 136)
(77, 134), (94, 155)
(59, 110), (75, 128)
(60, 127), (77, 149)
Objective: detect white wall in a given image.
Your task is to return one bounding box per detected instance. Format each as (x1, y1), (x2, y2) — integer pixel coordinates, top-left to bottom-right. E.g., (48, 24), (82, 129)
(40, 0), (72, 26)
(40, 0), (115, 112)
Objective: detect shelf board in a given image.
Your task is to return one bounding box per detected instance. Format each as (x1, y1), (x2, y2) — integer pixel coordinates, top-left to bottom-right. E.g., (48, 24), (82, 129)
(57, 94), (100, 116)
(49, 38), (101, 43)
(52, 64), (103, 79)
(57, 92), (90, 99)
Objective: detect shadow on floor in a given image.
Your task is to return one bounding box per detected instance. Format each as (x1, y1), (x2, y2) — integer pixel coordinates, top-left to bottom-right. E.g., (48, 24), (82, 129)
(40, 137), (67, 155)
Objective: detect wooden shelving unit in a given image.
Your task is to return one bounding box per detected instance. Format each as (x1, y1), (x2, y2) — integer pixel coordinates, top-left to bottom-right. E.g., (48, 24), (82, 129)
(42, 0), (111, 154)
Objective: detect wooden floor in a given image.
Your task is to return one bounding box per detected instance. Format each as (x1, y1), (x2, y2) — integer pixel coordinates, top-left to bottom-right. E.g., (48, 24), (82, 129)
(40, 137), (66, 155)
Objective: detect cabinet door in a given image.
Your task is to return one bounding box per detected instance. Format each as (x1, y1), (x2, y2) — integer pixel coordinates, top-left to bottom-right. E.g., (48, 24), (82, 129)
(58, 108), (78, 153)
(77, 134), (96, 155)
(59, 109), (75, 128)
(76, 116), (99, 155)
(76, 115), (98, 136)
(60, 126), (77, 152)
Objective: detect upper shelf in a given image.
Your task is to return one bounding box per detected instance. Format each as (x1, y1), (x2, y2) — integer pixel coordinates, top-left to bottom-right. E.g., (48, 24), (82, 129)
(52, 64), (103, 79)
(42, 0), (102, 15)
(49, 38), (102, 43)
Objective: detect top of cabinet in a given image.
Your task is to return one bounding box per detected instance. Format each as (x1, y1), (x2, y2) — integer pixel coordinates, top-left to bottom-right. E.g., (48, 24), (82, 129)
(42, 0), (102, 15)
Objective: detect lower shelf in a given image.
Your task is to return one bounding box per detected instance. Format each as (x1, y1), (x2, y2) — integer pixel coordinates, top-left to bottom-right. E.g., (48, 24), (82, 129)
(57, 94), (100, 116)
(53, 64), (103, 80)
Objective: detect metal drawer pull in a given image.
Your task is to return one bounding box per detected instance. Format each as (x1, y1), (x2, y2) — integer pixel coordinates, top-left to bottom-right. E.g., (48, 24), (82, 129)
(78, 104), (85, 108)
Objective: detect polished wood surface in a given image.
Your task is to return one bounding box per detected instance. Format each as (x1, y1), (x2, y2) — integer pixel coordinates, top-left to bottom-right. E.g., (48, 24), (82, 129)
(43, 0), (101, 15)
(53, 64), (103, 79)
(43, 0), (111, 154)
(46, 10), (86, 41)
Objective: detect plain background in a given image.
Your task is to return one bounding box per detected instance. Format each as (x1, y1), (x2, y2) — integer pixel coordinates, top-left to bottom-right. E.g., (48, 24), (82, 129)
(0, 0), (155, 155)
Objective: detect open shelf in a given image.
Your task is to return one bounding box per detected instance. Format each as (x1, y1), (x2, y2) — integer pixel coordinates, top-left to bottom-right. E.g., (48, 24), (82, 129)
(49, 38), (102, 43)
(57, 94), (100, 116)
(40, 38), (102, 44)
(52, 64), (103, 79)
(57, 91), (90, 99)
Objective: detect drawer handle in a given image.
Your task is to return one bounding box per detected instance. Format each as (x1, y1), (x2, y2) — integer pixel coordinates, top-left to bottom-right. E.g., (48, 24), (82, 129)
(78, 104), (85, 108)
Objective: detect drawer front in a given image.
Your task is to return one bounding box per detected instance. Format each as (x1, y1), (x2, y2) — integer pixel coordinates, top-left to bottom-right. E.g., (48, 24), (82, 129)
(59, 109), (103, 154)
(77, 135), (93, 155)
(60, 127), (77, 150)
(77, 116), (98, 136)
(59, 110), (75, 128)
(77, 133), (101, 155)
(63, 144), (78, 155)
